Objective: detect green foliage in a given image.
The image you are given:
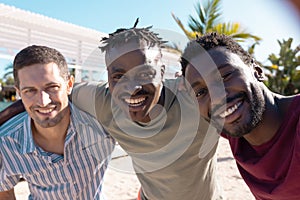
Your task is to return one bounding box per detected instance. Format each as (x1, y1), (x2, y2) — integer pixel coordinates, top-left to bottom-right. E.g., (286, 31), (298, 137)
(5, 76), (14, 86)
(187, 0), (222, 34)
(172, 0), (261, 52)
(3, 63), (13, 79)
(1, 63), (14, 86)
(263, 38), (300, 95)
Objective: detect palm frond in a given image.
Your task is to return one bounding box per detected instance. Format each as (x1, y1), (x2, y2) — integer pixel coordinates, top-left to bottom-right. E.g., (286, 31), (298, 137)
(230, 33), (262, 42)
(205, 0), (222, 31)
(4, 63), (13, 71)
(171, 13), (197, 40)
(3, 72), (13, 79)
(188, 16), (204, 33)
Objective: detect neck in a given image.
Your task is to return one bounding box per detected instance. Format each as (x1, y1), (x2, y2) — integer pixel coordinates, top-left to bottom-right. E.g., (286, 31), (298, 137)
(136, 86), (165, 123)
(243, 88), (286, 146)
(32, 108), (70, 154)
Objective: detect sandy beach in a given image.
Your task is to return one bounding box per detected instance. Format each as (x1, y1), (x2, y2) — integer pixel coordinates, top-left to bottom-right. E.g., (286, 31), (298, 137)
(15, 137), (254, 200)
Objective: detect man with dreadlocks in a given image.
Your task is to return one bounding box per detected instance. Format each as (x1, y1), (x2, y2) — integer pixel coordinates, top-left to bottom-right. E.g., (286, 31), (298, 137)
(182, 32), (300, 200)
(0, 20), (222, 200)
(72, 20), (222, 200)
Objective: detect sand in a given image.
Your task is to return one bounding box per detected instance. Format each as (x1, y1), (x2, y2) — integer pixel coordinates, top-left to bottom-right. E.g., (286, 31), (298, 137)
(14, 137), (254, 200)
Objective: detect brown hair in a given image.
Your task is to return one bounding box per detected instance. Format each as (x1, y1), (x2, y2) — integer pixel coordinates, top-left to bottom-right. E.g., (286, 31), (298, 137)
(13, 45), (69, 87)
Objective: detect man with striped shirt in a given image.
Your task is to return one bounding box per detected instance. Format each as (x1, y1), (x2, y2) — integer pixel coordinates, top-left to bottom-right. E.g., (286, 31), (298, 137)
(0, 45), (115, 200)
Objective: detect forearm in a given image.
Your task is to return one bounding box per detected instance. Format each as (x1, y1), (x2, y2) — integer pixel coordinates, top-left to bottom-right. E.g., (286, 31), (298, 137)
(0, 188), (16, 200)
(0, 100), (25, 126)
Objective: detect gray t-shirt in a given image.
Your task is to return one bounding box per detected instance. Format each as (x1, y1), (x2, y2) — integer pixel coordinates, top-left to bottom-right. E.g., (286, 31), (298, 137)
(72, 79), (221, 200)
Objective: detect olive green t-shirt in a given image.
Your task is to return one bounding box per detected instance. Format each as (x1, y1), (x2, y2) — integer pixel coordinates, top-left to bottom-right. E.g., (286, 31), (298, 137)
(72, 79), (221, 200)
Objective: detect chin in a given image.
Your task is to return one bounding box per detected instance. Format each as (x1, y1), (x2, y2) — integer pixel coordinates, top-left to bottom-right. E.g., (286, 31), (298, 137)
(129, 112), (148, 123)
(222, 124), (253, 138)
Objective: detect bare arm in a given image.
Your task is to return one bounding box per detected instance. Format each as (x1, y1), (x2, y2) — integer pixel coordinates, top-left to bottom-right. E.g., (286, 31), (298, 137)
(0, 100), (25, 126)
(0, 189), (16, 200)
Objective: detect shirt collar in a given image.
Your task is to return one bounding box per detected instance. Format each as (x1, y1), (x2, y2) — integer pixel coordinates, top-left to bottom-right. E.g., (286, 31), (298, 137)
(21, 114), (36, 154)
(20, 103), (82, 154)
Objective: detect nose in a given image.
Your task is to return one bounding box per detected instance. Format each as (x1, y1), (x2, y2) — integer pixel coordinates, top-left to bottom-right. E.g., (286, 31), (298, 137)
(118, 78), (142, 95)
(36, 91), (51, 107)
(123, 80), (143, 95)
(209, 83), (228, 106)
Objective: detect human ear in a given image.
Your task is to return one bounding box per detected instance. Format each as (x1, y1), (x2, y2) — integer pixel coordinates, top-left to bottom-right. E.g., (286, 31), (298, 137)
(161, 64), (165, 79)
(67, 75), (75, 94)
(253, 65), (265, 82)
(14, 86), (21, 98)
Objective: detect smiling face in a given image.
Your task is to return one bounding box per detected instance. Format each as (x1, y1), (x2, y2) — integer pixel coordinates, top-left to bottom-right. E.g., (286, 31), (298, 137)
(106, 47), (163, 123)
(185, 47), (265, 137)
(16, 62), (73, 128)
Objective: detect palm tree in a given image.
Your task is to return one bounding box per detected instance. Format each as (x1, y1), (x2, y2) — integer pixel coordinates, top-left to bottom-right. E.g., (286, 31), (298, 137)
(172, 0), (261, 45)
(3, 63), (13, 79)
(263, 38), (300, 95)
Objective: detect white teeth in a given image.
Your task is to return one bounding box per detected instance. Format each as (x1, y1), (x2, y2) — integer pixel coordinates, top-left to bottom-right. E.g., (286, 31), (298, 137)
(124, 97), (146, 105)
(38, 108), (54, 114)
(219, 102), (242, 118)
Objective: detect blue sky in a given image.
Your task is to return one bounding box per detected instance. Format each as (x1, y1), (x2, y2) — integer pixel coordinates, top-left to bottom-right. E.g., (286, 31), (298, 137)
(0, 0), (299, 78)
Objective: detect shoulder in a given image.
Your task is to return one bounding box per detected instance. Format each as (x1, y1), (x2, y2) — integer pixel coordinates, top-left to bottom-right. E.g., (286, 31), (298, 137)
(163, 78), (180, 92)
(72, 81), (108, 97)
(277, 94), (300, 115)
(0, 112), (27, 137)
(71, 82), (110, 118)
(70, 103), (110, 136)
(70, 103), (98, 123)
(70, 104), (115, 150)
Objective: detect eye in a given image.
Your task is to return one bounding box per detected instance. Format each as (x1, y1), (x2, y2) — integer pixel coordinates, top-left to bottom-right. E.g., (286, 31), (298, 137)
(111, 73), (125, 82)
(23, 88), (36, 94)
(195, 88), (208, 98)
(138, 72), (154, 80)
(22, 88), (37, 98)
(221, 70), (235, 81)
(46, 85), (60, 93)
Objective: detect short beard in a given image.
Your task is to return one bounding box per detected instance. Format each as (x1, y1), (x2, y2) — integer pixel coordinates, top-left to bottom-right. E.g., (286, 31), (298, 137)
(214, 84), (266, 137)
(31, 104), (68, 128)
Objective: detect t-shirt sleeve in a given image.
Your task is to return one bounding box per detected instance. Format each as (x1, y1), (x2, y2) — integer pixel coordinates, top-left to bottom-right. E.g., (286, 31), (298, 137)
(0, 151), (20, 191)
(71, 82), (102, 118)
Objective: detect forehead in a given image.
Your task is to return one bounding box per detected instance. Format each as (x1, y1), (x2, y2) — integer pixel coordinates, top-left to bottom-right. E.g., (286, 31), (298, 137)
(18, 63), (63, 86)
(107, 48), (162, 74)
(105, 40), (161, 65)
(186, 47), (246, 78)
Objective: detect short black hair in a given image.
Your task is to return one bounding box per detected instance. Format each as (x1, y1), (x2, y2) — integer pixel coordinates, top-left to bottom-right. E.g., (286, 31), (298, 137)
(99, 18), (166, 52)
(181, 32), (253, 76)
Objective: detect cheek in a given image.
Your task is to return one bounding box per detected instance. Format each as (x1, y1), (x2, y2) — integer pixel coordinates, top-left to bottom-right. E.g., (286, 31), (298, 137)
(196, 97), (211, 118)
(150, 82), (162, 94)
(54, 91), (69, 102)
(21, 98), (31, 110)
(198, 101), (207, 117)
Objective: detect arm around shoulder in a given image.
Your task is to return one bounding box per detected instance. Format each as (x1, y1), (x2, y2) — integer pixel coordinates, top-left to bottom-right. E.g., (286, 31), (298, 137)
(0, 188), (16, 200)
(71, 82), (105, 118)
(0, 100), (25, 126)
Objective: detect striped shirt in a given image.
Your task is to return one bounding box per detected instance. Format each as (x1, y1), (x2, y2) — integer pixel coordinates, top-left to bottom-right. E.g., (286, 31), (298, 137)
(0, 103), (115, 200)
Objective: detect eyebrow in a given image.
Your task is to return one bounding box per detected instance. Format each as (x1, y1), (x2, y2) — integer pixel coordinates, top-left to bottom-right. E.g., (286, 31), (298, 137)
(20, 82), (60, 91)
(190, 64), (230, 89)
(191, 80), (203, 89)
(20, 86), (35, 91)
(210, 64), (230, 75)
(110, 66), (126, 73)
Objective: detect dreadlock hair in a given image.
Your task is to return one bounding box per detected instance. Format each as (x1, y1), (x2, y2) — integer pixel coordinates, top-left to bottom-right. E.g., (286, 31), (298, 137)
(99, 18), (166, 53)
(181, 32), (254, 76)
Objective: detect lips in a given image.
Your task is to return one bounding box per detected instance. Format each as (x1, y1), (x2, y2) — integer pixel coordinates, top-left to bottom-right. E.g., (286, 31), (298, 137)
(34, 106), (56, 115)
(123, 97), (147, 107)
(219, 101), (242, 118)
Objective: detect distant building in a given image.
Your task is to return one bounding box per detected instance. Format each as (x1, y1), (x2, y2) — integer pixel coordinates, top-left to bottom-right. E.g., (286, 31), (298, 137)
(0, 4), (181, 84)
